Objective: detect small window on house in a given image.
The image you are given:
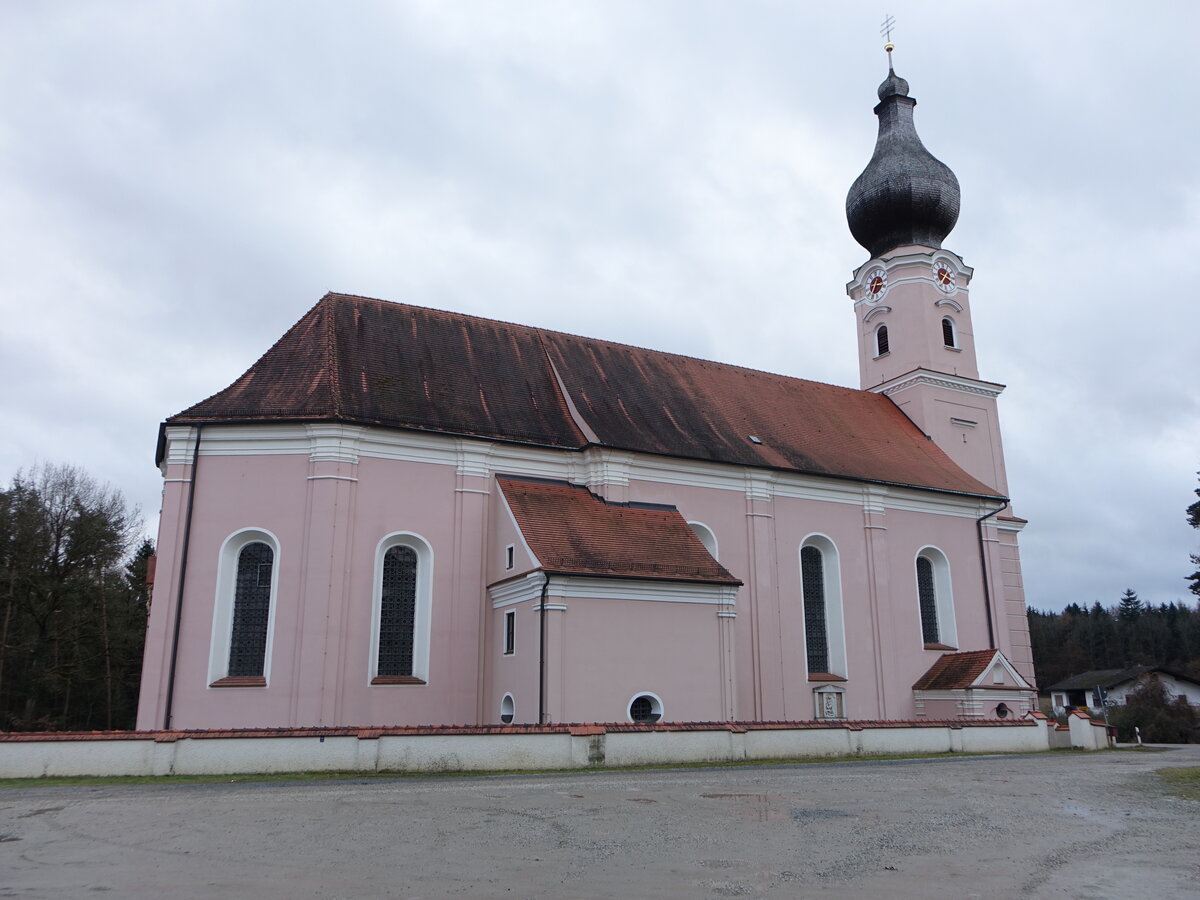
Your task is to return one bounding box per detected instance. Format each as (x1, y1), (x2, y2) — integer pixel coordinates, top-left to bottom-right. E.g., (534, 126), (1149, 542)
(628, 694), (663, 723)
(228, 541), (274, 677)
(500, 693), (515, 725)
(942, 316), (957, 348)
(875, 324), (890, 357)
(505, 544), (515, 570)
(995, 703), (1010, 719)
(503, 609), (515, 655)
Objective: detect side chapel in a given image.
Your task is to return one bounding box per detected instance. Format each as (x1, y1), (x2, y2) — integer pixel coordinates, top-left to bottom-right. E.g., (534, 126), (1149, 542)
(136, 55), (1038, 731)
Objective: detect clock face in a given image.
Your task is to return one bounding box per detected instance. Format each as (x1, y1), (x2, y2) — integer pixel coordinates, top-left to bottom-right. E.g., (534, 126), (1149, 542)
(932, 260), (956, 292)
(865, 268), (887, 300)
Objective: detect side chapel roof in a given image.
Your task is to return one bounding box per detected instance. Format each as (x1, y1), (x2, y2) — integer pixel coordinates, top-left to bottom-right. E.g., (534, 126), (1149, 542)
(912, 649), (1031, 692)
(496, 476), (740, 585)
(167, 292), (1002, 499)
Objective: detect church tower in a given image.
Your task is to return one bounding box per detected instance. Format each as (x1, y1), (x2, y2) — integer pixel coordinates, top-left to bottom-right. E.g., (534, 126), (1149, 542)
(844, 45), (1035, 682)
(845, 49), (1010, 498)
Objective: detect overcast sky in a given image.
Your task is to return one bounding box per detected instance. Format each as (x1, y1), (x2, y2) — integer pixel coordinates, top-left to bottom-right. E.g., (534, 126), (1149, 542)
(2, 1), (1197, 614)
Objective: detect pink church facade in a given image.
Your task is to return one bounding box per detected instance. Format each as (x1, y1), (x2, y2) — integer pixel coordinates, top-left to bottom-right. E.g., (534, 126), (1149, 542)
(136, 61), (1037, 732)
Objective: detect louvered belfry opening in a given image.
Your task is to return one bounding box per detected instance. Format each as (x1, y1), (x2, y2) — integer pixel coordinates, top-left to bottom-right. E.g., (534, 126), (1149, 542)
(229, 541), (273, 677)
(801, 545), (829, 674)
(379, 545), (418, 677)
(916, 556), (940, 644)
(876, 324), (890, 356)
(941, 317), (955, 348)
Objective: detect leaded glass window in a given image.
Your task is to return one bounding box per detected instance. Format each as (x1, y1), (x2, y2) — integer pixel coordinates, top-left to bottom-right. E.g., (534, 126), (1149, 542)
(801, 545), (829, 674)
(378, 545), (417, 677)
(917, 556), (940, 644)
(228, 541), (273, 677)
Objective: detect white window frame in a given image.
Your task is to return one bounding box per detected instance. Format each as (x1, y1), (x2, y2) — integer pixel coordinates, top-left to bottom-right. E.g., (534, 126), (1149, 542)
(799, 534), (848, 679)
(502, 608), (515, 656)
(370, 532), (434, 684)
(874, 323), (890, 358)
(915, 546), (958, 649)
(687, 521), (718, 560)
(627, 692), (664, 724)
(207, 528), (281, 685)
(500, 693), (515, 725)
(941, 315), (959, 349)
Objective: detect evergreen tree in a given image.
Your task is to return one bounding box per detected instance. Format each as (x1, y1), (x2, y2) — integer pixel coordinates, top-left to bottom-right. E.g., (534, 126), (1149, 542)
(0, 464), (147, 731)
(1188, 472), (1200, 598)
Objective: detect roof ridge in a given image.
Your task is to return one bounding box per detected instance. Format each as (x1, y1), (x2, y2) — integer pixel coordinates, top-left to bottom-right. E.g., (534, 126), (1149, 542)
(323, 293), (342, 417)
(323, 291), (859, 394)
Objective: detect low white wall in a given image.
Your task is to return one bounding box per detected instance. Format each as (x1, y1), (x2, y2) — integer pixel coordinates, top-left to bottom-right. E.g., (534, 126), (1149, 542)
(0, 718), (1060, 779)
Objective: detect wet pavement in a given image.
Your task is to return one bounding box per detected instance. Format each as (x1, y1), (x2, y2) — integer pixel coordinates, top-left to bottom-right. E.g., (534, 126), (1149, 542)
(2, 746), (1198, 898)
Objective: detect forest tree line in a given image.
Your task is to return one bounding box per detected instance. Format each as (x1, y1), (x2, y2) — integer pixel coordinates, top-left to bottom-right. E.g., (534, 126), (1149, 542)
(0, 464), (150, 732)
(1027, 593), (1200, 690)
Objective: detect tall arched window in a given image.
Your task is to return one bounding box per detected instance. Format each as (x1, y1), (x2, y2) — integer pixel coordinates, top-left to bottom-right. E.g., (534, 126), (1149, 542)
(228, 541), (274, 676)
(209, 528), (280, 686)
(941, 316), (957, 348)
(916, 556), (940, 644)
(379, 545), (417, 678)
(915, 547), (957, 649)
(875, 324), (890, 357)
(800, 536), (847, 678)
(371, 533), (433, 684)
(801, 546), (828, 673)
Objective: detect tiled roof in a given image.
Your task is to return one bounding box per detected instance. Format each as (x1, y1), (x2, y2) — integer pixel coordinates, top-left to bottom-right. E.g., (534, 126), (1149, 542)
(168, 292), (1003, 498)
(497, 476), (741, 584)
(912, 649), (1002, 691)
(1046, 666), (1200, 692)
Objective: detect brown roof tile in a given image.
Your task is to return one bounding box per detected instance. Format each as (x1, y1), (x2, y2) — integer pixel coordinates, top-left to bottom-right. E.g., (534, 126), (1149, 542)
(167, 292), (1003, 498)
(912, 649), (1002, 691)
(497, 476), (741, 584)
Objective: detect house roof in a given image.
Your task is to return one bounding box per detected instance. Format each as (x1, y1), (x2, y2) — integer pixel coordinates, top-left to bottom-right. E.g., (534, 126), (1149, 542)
(167, 292), (1003, 498)
(496, 476), (741, 585)
(1046, 666), (1200, 693)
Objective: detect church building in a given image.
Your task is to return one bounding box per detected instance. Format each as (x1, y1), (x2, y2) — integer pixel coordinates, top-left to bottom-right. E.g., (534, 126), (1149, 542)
(136, 57), (1037, 731)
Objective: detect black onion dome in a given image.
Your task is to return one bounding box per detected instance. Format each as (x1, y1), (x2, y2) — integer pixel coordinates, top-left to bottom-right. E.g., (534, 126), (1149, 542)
(846, 66), (960, 259)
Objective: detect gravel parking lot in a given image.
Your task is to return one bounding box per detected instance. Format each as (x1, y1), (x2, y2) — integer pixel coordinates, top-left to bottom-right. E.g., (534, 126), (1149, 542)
(2, 746), (1198, 899)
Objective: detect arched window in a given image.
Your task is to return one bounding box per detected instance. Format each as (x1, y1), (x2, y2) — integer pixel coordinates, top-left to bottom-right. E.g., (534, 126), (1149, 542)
(379, 545), (417, 678)
(801, 546), (828, 674)
(799, 536), (847, 678)
(915, 547), (957, 649)
(500, 693), (515, 725)
(228, 541), (273, 677)
(875, 324), (890, 357)
(941, 316), (957, 348)
(208, 529), (280, 686)
(688, 521), (718, 560)
(371, 533), (434, 684)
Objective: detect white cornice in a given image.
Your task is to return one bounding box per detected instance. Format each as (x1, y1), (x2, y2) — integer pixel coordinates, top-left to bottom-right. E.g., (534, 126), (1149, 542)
(306, 424), (364, 464)
(489, 573), (739, 607)
(872, 369), (1005, 400)
(170, 424), (999, 517)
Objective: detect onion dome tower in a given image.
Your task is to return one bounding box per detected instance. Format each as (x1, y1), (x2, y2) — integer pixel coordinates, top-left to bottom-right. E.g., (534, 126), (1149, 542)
(844, 41), (1011, 501)
(845, 60), (960, 258)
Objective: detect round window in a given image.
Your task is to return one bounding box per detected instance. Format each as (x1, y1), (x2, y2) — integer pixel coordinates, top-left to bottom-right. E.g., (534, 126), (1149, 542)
(500, 693), (515, 725)
(629, 694), (662, 723)
(996, 702), (1009, 719)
